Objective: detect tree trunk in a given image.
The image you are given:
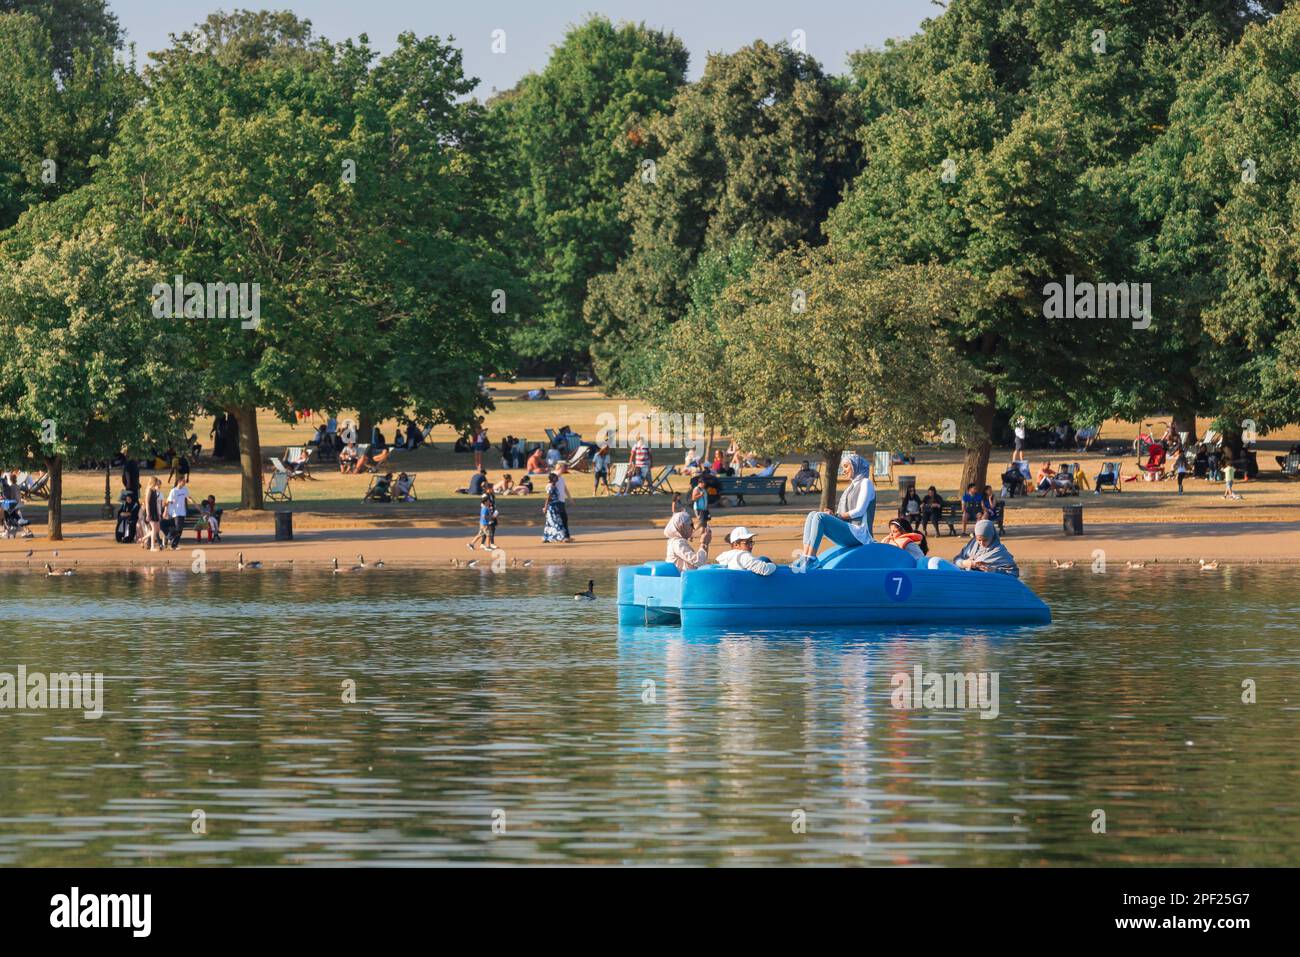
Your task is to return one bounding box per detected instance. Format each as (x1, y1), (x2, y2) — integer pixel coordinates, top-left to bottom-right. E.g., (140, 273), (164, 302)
(224, 414), (241, 462)
(1221, 427), (1244, 460)
(959, 384), (998, 493)
(819, 448), (842, 512)
(232, 405), (264, 509)
(1172, 405), (1198, 447)
(44, 454), (63, 541)
(358, 413), (374, 447)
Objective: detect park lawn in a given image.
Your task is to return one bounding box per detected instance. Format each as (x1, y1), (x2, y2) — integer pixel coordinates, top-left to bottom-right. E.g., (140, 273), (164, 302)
(37, 378), (1300, 529)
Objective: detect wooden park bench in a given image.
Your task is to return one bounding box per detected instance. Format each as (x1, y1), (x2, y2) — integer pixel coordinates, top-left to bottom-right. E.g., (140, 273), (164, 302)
(939, 499), (1005, 537)
(717, 475), (788, 505)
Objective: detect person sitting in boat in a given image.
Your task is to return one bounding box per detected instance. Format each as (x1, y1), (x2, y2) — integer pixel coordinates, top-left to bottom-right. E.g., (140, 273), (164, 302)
(714, 526), (777, 575)
(794, 453), (876, 566)
(882, 517), (926, 560)
(954, 520), (1019, 577)
(664, 510), (711, 571)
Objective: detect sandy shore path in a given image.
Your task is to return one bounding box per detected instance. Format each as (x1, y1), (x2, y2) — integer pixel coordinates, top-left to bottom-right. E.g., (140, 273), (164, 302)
(4, 519), (1297, 569)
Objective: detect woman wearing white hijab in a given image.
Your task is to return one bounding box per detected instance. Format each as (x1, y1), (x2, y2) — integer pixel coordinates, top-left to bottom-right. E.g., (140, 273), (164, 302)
(954, 519), (1019, 576)
(795, 453), (876, 565)
(664, 510), (711, 571)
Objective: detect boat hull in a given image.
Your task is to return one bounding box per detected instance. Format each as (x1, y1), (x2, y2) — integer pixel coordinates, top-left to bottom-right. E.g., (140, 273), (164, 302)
(619, 545), (1050, 630)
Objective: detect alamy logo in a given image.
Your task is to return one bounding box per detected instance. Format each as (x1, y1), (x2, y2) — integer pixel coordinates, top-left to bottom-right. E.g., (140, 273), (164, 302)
(1043, 275), (1151, 329)
(890, 665), (1000, 719)
(0, 666), (103, 719)
(50, 887), (151, 937)
(151, 274), (261, 329)
(594, 404), (706, 456)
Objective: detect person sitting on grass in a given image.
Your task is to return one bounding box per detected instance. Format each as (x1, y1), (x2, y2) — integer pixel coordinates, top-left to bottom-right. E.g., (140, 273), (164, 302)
(515, 474), (534, 495)
(792, 461), (818, 495)
(526, 446), (547, 474)
(714, 526), (776, 575)
(954, 519), (1020, 576)
(457, 466), (488, 496)
(494, 473), (514, 495)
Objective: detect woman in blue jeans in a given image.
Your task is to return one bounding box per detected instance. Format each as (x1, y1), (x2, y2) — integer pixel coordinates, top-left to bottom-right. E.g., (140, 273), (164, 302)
(796, 453), (876, 566)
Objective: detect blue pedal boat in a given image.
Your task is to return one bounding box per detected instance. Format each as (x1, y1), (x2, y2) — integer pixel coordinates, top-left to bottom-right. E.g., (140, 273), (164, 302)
(618, 542), (1051, 630)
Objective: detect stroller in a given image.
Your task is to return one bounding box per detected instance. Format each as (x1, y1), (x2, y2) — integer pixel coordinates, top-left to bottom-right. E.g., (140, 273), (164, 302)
(116, 495), (140, 543)
(2, 498), (33, 539)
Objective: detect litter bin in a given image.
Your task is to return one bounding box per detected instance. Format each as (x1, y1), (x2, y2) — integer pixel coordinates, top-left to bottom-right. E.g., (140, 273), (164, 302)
(274, 510), (293, 541)
(1062, 504), (1083, 536)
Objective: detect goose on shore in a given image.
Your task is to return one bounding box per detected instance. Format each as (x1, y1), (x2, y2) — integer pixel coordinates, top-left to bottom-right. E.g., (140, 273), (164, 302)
(574, 579), (596, 601)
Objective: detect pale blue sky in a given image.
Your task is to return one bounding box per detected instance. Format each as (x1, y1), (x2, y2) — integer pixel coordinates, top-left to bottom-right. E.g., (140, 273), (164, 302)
(110, 0), (936, 95)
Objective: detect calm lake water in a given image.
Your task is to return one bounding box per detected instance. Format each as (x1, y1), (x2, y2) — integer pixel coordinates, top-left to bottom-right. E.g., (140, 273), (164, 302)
(1, 563), (1297, 866)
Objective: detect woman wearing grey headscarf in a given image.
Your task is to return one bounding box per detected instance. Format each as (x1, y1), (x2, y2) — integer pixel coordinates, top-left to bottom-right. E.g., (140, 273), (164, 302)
(796, 452), (877, 565)
(954, 519), (1020, 577)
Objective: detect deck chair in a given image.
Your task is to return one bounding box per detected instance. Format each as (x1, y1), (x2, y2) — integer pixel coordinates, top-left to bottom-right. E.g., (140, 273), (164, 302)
(1281, 453), (1300, 479)
(644, 465), (675, 495)
(361, 473), (394, 503)
(566, 445), (591, 472)
(392, 474), (418, 502)
(609, 462), (632, 495)
(264, 468), (292, 502)
(283, 446), (312, 479)
(1095, 461), (1122, 492)
(793, 466), (821, 496)
(22, 472), (50, 500)
(873, 450), (893, 485)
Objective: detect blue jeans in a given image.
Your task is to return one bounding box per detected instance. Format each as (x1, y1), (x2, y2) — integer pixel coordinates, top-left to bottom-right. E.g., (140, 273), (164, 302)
(803, 511), (863, 555)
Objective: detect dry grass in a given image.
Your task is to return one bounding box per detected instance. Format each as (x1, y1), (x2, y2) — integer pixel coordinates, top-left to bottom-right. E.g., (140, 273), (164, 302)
(31, 378), (1300, 530)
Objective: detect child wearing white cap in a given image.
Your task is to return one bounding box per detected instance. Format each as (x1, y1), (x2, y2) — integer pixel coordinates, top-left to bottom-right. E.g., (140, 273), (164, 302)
(714, 527), (777, 575)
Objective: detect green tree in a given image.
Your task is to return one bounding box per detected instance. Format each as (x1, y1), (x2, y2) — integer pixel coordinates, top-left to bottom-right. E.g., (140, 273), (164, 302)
(0, 0), (121, 77)
(493, 15), (688, 365)
(829, 0), (1276, 487)
(1130, 7), (1300, 454)
(654, 248), (981, 510)
(90, 13), (510, 507)
(0, 221), (201, 539)
(0, 11), (138, 229)
(585, 40), (861, 395)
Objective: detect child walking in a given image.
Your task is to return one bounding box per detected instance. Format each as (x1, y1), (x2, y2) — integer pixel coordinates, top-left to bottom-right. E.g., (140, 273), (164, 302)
(468, 492), (498, 549)
(1223, 462), (1241, 500)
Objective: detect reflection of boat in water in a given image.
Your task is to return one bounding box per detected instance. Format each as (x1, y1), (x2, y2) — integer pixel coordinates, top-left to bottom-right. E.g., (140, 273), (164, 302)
(618, 543), (1051, 630)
